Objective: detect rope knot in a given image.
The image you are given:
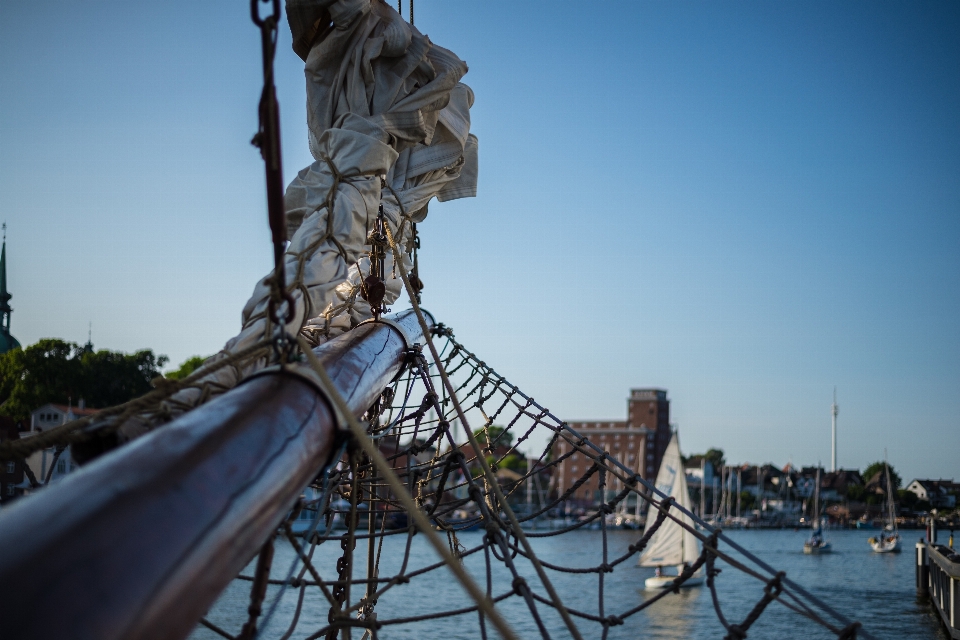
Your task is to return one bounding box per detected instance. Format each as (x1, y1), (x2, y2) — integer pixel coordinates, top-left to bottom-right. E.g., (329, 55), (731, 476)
(605, 615), (624, 627)
(511, 576), (528, 595)
(764, 571), (785, 597)
(598, 563), (613, 574)
(724, 625), (748, 640)
(598, 503), (615, 515)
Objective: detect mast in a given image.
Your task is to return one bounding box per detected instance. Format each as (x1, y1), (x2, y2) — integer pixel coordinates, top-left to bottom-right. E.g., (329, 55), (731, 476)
(712, 477), (718, 521)
(883, 449), (896, 531)
(831, 388), (838, 473)
(700, 458), (705, 519)
(813, 467), (821, 530)
(526, 453), (533, 513)
(737, 468), (742, 520)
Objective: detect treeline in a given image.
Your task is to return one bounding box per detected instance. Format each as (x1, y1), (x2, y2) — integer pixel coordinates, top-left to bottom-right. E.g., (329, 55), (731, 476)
(0, 339), (170, 421)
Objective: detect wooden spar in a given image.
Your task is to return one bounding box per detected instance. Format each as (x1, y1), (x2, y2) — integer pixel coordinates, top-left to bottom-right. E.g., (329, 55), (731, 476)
(0, 309), (426, 640)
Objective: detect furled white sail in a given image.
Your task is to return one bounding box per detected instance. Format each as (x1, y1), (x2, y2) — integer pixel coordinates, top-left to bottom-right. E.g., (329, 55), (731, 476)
(638, 433), (700, 567)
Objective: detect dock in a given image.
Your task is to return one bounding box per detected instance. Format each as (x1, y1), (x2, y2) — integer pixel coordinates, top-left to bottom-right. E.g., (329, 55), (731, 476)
(917, 524), (960, 639)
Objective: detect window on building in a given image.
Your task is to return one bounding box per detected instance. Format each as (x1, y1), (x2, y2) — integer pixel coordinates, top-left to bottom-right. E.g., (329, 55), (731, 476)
(647, 454), (654, 461)
(6, 485), (14, 496)
(571, 466), (578, 473)
(57, 460), (66, 474)
(5, 462), (14, 474)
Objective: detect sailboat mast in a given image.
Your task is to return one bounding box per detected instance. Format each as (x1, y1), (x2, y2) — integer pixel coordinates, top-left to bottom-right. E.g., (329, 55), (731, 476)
(883, 449), (896, 530)
(526, 453), (533, 512)
(737, 468), (742, 520)
(700, 458), (705, 519)
(813, 467), (821, 529)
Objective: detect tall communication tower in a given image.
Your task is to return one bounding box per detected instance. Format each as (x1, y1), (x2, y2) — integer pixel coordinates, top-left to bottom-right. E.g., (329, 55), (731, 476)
(831, 388), (839, 472)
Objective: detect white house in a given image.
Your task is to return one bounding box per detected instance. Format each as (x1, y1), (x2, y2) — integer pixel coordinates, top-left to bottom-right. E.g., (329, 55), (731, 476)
(17, 402), (99, 489)
(905, 479), (957, 509)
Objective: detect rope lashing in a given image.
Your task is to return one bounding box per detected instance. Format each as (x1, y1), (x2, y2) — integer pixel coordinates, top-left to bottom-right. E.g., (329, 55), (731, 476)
(359, 206), (389, 318)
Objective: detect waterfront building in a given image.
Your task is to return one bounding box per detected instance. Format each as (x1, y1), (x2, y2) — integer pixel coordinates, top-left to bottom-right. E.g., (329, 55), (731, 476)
(16, 403), (100, 492)
(553, 388), (671, 507)
(904, 479), (958, 509)
(820, 469), (864, 502)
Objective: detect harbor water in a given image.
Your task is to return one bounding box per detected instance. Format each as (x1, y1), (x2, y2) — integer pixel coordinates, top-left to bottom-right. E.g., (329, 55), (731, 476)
(191, 528), (947, 639)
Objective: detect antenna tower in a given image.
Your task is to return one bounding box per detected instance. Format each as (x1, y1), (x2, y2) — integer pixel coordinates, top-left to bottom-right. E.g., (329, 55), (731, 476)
(831, 388), (838, 472)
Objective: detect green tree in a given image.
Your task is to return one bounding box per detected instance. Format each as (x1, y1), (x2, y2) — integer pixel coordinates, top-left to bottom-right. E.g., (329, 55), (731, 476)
(0, 339), (83, 420)
(704, 448), (725, 472)
(863, 461), (902, 492)
(0, 339), (168, 420)
(473, 424), (514, 449)
(79, 349), (168, 408)
(165, 355), (208, 381)
(685, 448), (725, 472)
(897, 489), (918, 510)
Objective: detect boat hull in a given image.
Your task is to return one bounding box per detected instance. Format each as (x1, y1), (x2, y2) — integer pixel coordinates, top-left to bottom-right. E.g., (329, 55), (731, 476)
(869, 536), (901, 553)
(803, 542), (832, 554)
(644, 573), (704, 589)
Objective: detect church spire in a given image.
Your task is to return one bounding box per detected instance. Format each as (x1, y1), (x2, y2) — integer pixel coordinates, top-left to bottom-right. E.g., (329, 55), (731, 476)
(0, 224), (20, 354)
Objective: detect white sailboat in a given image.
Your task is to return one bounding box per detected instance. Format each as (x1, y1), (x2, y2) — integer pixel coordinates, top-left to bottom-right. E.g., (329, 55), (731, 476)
(638, 432), (703, 589)
(869, 452), (901, 553)
(803, 467), (831, 554)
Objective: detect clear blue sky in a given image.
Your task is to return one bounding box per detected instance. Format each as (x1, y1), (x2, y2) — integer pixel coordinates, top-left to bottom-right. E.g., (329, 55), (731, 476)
(1, 1), (957, 482)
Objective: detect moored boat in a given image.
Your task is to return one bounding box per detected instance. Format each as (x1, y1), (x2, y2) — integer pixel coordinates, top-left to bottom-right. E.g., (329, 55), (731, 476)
(868, 452), (901, 553)
(803, 468), (831, 554)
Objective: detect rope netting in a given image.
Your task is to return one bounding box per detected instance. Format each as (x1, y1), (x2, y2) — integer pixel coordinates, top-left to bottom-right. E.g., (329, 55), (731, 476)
(189, 318), (869, 640)
(0, 227), (870, 639)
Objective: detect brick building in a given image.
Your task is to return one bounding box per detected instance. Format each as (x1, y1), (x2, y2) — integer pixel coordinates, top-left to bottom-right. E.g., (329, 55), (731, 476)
(553, 389), (672, 507)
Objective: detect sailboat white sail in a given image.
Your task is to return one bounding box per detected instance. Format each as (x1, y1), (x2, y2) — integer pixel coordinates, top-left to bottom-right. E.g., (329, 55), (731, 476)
(639, 432), (703, 588)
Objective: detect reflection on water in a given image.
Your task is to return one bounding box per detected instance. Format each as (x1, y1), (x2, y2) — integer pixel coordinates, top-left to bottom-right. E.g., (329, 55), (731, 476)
(191, 529), (948, 639)
(632, 585), (701, 639)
